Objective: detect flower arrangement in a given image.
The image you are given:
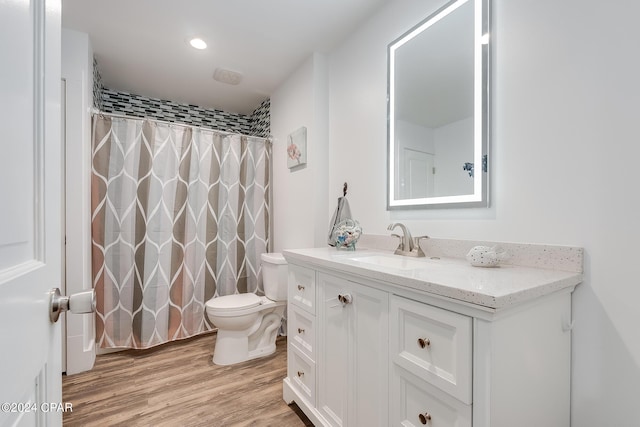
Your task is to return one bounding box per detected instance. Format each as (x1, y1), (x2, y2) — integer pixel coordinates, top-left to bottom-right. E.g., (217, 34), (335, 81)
(332, 219), (362, 250)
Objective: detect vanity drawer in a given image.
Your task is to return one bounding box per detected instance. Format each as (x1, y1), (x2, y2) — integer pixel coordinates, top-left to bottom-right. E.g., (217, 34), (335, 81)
(390, 295), (472, 404)
(391, 364), (471, 427)
(288, 305), (316, 360)
(288, 346), (316, 405)
(289, 264), (316, 314)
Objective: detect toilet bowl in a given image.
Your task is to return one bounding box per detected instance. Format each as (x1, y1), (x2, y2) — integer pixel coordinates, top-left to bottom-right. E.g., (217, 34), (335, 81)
(205, 252), (287, 365)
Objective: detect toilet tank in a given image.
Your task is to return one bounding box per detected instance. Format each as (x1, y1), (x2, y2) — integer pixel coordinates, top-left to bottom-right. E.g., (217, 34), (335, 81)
(261, 252), (288, 301)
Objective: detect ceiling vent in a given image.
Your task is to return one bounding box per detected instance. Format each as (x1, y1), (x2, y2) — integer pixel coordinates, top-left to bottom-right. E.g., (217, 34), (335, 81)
(213, 68), (243, 85)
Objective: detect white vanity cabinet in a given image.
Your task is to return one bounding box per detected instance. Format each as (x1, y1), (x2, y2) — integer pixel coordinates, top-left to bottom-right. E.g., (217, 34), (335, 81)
(282, 248), (581, 427)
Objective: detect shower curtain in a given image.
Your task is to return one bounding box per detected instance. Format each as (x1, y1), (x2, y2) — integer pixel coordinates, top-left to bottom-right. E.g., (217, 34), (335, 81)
(91, 115), (271, 349)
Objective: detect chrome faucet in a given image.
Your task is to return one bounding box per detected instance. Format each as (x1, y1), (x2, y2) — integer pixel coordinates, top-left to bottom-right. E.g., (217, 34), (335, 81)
(387, 223), (427, 257)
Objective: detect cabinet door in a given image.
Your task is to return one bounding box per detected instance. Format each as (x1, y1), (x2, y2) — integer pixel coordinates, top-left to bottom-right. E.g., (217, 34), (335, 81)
(390, 295), (472, 403)
(391, 364), (472, 427)
(288, 305), (316, 360)
(318, 273), (389, 427)
(289, 264), (316, 314)
(318, 273), (349, 426)
(349, 280), (389, 427)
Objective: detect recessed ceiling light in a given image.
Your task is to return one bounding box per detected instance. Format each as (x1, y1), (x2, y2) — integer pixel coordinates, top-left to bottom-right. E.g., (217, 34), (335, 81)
(189, 38), (207, 50)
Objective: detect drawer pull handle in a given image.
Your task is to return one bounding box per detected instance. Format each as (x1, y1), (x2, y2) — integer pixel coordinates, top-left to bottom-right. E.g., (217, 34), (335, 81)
(297, 328), (305, 334)
(297, 284), (305, 291)
(297, 370), (304, 377)
(418, 338), (431, 349)
(418, 412), (432, 424)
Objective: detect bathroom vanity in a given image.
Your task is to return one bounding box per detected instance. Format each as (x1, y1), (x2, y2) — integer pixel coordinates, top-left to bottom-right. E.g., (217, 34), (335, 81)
(282, 242), (583, 427)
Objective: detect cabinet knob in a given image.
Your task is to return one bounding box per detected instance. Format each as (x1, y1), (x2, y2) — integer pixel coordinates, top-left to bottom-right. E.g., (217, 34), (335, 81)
(418, 338), (431, 349)
(297, 370), (304, 377)
(297, 328), (305, 334)
(418, 412), (432, 424)
(297, 284), (305, 291)
(337, 293), (353, 305)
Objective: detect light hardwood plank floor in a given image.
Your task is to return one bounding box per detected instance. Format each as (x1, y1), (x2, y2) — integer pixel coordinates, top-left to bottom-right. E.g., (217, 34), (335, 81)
(62, 333), (313, 427)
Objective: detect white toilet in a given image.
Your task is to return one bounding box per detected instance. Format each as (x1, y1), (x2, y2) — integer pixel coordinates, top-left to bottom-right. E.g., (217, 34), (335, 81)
(205, 252), (287, 365)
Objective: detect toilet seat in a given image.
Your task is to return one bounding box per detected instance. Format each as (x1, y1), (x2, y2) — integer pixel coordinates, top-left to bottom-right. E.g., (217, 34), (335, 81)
(206, 293), (262, 313)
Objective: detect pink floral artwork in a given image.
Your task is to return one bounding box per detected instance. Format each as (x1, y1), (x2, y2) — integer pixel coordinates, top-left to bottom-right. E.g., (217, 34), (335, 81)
(287, 143), (301, 161)
(287, 126), (307, 169)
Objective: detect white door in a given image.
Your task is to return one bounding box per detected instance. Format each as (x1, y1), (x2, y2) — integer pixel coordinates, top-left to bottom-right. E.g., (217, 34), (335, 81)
(0, 0), (63, 425)
(402, 148), (434, 199)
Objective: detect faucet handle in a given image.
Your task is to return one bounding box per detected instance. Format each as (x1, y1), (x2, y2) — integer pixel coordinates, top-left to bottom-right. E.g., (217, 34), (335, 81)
(414, 235), (429, 245)
(412, 236), (429, 257)
(391, 233), (404, 250)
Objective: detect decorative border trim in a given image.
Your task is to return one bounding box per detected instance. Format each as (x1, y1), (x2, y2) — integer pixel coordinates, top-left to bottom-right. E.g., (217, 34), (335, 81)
(92, 58), (270, 137)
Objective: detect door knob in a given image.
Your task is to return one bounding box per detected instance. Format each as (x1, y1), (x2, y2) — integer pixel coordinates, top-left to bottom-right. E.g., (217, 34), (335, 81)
(49, 288), (96, 323)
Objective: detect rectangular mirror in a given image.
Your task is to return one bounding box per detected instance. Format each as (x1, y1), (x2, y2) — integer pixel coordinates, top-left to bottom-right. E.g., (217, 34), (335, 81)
(387, 0), (489, 209)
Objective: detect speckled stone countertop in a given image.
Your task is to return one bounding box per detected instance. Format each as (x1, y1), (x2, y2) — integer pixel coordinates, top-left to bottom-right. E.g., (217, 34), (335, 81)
(283, 241), (583, 310)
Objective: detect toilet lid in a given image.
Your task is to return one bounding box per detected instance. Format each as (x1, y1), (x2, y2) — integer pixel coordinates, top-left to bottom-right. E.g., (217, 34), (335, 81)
(206, 293), (262, 312)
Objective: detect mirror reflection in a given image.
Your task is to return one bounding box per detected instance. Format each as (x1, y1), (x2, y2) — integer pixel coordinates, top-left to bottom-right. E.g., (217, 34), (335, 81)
(388, 0), (488, 208)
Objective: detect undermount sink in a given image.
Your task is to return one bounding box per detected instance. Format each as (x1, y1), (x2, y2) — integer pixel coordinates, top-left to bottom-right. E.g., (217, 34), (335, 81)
(346, 254), (434, 271)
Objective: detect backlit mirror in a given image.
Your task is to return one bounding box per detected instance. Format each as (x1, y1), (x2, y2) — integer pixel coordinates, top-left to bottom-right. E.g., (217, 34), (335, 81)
(388, 0), (489, 209)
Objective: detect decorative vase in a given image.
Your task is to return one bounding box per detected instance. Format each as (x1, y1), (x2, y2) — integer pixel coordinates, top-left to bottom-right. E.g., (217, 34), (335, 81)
(332, 219), (362, 251)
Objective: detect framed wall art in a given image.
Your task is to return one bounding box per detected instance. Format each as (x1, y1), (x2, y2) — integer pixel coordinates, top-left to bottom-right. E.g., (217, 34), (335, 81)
(287, 126), (307, 169)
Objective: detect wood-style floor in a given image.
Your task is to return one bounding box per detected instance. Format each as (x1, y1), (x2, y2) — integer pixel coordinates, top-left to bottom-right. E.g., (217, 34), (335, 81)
(62, 333), (313, 427)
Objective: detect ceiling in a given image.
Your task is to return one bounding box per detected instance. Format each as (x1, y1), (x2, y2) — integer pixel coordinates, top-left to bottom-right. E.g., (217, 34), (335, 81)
(62, 0), (390, 116)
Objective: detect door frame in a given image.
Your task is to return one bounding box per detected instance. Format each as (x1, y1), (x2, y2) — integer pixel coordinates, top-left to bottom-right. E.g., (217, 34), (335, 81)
(61, 28), (96, 375)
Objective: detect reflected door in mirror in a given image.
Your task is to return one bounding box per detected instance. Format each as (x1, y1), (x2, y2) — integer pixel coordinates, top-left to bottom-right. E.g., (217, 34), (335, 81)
(399, 148), (433, 199)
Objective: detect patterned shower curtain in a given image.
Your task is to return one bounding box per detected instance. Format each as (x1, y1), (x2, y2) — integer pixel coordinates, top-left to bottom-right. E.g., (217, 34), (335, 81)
(91, 115), (271, 349)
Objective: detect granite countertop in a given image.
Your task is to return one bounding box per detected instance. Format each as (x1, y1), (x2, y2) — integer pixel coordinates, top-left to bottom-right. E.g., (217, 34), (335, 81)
(283, 247), (583, 310)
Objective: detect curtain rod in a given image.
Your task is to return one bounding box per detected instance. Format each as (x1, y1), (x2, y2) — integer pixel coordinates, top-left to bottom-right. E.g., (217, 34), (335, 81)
(91, 108), (272, 143)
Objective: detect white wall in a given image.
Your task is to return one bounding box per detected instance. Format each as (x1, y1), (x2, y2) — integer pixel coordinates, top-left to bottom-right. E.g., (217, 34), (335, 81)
(271, 53), (329, 251)
(278, 0), (638, 425)
(396, 119), (435, 155)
